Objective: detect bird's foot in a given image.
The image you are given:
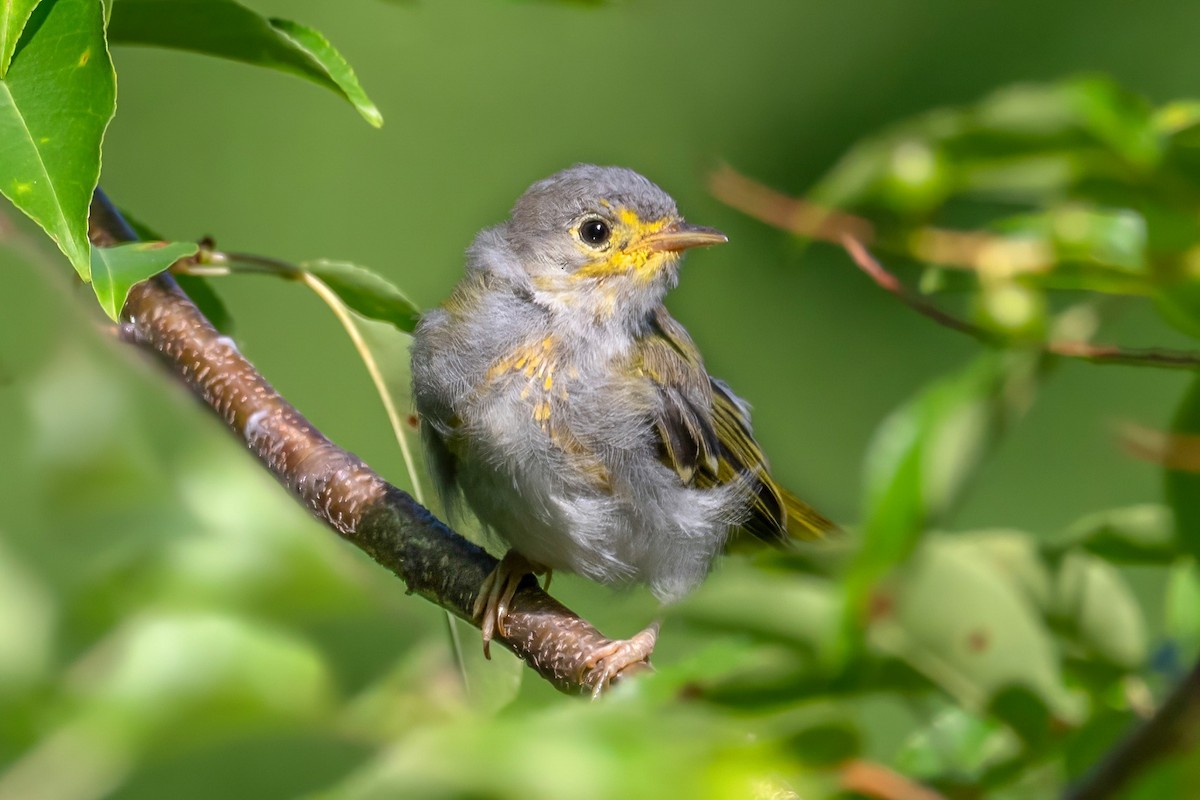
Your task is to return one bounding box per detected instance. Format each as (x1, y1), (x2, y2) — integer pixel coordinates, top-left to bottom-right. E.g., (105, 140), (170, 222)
(472, 551), (547, 659)
(581, 622), (659, 699)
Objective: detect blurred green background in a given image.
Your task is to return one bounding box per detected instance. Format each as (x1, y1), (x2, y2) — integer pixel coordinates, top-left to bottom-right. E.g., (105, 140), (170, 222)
(3, 0), (1200, 797)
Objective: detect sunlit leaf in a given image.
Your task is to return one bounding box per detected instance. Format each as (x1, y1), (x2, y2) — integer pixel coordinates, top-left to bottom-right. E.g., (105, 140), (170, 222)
(108, 0), (382, 127)
(302, 260), (422, 332)
(91, 241), (200, 321)
(0, 0), (40, 77)
(0, 0), (115, 280)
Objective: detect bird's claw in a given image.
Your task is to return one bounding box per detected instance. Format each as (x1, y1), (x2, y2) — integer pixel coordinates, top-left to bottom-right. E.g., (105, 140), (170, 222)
(581, 622), (659, 699)
(473, 551), (543, 659)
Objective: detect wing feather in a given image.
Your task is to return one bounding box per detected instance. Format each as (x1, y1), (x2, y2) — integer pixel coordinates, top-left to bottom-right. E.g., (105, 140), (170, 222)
(635, 307), (836, 544)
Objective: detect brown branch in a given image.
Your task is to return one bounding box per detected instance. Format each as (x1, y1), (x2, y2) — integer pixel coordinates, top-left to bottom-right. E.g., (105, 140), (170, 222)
(87, 190), (650, 696)
(838, 759), (947, 800)
(1064, 659), (1200, 800)
(709, 164), (1052, 274)
(842, 235), (1200, 370)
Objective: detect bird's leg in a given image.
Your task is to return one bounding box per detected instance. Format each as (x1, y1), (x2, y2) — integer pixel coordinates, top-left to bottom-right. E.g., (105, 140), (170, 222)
(580, 621), (659, 699)
(472, 550), (548, 658)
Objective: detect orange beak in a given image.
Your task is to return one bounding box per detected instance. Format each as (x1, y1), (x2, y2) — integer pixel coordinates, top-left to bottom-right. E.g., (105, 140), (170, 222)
(640, 221), (728, 253)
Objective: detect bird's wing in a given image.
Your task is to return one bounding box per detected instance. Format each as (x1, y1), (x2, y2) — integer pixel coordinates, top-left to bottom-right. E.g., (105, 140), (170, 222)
(635, 307), (835, 544)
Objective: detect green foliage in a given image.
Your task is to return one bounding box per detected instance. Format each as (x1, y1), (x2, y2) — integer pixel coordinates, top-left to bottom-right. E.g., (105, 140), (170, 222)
(91, 241), (199, 319)
(4, 2), (1200, 800)
(0, 0), (114, 280)
(0, 0), (379, 322)
(108, 0), (382, 127)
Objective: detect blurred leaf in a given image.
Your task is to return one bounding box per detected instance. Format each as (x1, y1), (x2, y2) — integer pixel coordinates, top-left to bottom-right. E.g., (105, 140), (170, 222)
(108, 0), (382, 127)
(0, 540), (54, 694)
(302, 260), (422, 333)
(1051, 552), (1146, 671)
(1046, 504), (1178, 564)
(322, 700), (792, 800)
(845, 351), (1041, 629)
(1165, 559), (1200, 666)
(674, 560), (839, 657)
(1166, 373), (1200, 559)
(0, 0), (40, 76)
(1155, 281), (1200, 340)
(83, 612), (335, 749)
(969, 530), (1147, 671)
(894, 706), (1020, 781)
(785, 718), (861, 766)
(0, 0), (115, 280)
(91, 241), (200, 321)
(868, 538), (1078, 727)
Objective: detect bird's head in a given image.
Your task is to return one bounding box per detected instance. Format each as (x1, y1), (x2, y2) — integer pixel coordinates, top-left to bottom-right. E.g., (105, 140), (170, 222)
(478, 165), (726, 325)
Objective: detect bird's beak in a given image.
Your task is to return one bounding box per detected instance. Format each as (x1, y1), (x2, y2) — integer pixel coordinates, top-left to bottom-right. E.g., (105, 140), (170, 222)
(640, 221), (728, 253)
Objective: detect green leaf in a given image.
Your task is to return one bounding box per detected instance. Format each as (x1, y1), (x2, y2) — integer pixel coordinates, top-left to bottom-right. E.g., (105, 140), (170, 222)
(1046, 504), (1178, 564)
(1051, 552), (1146, 671)
(302, 260), (422, 332)
(0, 0), (115, 280)
(91, 241), (200, 320)
(1166, 559), (1200, 665)
(844, 352), (1042, 628)
(266, 18), (381, 128)
(0, 0), (41, 77)
(108, 0), (382, 127)
(1166, 373), (1200, 560)
(1155, 282), (1200, 340)
(867, 538), (1079, 726)
(894, 706), (1020, 781)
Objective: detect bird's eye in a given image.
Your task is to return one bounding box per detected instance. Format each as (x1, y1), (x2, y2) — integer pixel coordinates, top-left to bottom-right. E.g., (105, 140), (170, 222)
(578, 218), (612, 248)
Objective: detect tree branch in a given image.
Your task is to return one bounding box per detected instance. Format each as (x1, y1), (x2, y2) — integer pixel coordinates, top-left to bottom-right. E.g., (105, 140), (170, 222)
(1064, 659), (1200, 800)
(87, 190), (650, 696)
(842, 236), (1200, 370)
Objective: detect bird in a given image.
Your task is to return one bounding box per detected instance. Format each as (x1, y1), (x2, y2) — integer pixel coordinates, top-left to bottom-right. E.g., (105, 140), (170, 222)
(410, 165), (834, 692)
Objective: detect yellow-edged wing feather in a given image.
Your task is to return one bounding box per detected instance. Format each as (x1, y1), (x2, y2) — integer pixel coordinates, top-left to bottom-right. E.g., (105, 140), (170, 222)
(635, 307), (836, 544)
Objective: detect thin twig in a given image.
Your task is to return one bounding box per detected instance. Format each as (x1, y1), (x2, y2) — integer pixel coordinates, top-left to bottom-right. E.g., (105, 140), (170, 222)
(842, 235), (1200, 370)
(87, 189), (651, 696)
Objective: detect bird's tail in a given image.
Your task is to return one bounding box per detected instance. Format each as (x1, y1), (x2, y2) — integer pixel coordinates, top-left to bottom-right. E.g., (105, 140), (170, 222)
(782, 487), (839, 540)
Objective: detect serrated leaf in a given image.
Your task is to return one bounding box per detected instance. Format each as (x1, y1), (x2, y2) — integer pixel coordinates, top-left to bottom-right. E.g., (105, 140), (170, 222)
(302, 260), (422, 332)
(91, 241), (200, 320)
(108, 0), (381, 127)
(0, 0), (115, 280)
(0, 0), (41, 77)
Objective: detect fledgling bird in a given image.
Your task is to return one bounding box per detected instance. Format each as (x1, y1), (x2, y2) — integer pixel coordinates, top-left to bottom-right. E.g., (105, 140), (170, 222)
(411, 165), (834, 689)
